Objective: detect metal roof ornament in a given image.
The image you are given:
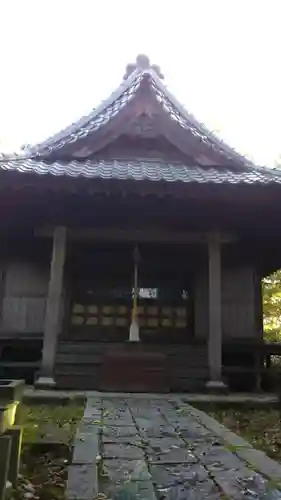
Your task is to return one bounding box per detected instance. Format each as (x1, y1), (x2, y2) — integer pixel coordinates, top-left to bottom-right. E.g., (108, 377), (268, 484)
(123, 54), (164, 80)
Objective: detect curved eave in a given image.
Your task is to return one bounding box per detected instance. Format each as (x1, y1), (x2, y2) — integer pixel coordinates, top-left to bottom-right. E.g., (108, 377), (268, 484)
(1, 158), (281, 185)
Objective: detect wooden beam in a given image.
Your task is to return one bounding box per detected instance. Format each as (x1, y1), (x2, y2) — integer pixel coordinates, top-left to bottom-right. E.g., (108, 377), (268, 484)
(35, 227), (237, 244)
(36, 226), (67, 388)
(206, 232), (227, 390)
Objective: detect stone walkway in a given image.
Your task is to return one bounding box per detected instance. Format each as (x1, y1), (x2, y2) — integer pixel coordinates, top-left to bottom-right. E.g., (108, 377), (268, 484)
(66, 396), (281, 499)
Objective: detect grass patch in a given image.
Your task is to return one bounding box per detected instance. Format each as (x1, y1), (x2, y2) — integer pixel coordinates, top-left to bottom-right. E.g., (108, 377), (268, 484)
(15, 403), (84, 500)
(18, 403), (84, 444)
(207, 406), (281, 463)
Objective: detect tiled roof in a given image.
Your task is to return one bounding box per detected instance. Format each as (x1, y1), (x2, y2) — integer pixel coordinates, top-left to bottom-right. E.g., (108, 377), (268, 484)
(27, 56), (255, 169)
(28, 71), (143, 156)
(1, 158), (281, 185)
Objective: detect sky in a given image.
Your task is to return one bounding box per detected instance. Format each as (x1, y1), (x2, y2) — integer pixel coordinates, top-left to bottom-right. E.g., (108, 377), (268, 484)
(0, 0), (280, 166)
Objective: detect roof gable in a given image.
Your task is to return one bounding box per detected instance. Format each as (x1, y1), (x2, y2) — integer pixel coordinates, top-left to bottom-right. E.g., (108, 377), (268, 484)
(27, 55), (255, 170)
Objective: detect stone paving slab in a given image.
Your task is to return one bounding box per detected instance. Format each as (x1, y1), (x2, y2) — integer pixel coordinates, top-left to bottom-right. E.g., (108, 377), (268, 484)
(135, 416), (168, 435)
(139, 424), (178, 439)
(72, 430), (99, 464)
(84, 397), (102, 406)
(103, 417), (135, 427)
(67, 464), (98, 500)
(148, 448), (198, 465)
(103, 479), (157, 499)
(67, 395), (281, 500)
(103, 442), (145, 460)
(102, 424), (138, 441)
(103, 407), (134, 426)
(103, 459), (151, 482)
(83, 406), (102, 420)
(76, 421), (101, 434)
(196, 443), (245, 470)
(209, 468), (270, 499)
(146, 437), (198, 465)
(150, 463), (222, 499)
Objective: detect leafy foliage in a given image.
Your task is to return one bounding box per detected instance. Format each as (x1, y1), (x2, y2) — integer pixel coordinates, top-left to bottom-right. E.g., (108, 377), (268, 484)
(263, 270), (281, 342)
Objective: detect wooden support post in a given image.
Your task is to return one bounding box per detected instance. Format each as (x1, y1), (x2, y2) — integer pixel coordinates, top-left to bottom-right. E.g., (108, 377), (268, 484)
(6, 426), (22, 486)
(206, 232), (227, 392)
(0, 435), (11, 500)
(36, 226), (67, 388)
(255, 349), (262, 392)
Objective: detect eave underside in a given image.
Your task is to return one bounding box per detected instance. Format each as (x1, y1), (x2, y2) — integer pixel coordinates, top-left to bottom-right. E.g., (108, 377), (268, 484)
(0, 175), (281, 277)
(0, 171), (280, 227)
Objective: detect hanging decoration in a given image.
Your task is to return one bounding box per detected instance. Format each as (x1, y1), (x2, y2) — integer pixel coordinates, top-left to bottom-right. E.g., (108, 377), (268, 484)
(129, 244), (140, 342)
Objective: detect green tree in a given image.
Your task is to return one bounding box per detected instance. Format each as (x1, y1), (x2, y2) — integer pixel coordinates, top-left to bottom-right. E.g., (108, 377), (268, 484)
(262, 270), (281, 341)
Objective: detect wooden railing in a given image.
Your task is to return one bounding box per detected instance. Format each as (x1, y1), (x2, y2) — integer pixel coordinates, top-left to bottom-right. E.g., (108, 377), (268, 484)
(222, 340), (281, 391)
(0, 336), (43, 384)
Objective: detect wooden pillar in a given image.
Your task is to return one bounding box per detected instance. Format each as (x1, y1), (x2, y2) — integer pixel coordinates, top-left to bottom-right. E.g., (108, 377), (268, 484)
(36, 226), (67, 388)
(206, 232), (227, 391)
(254, 349), (262, 392)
